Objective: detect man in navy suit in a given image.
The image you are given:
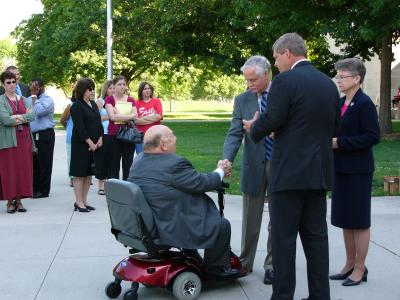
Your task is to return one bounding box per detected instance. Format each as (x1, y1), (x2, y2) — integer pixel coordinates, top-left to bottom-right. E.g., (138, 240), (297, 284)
(244, 33), (339, 300)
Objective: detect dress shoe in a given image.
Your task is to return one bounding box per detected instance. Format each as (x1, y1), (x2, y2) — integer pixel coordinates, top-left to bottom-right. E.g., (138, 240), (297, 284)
(74, 203), (90, 212)
(204, 265), (241, 279)
(32, 192), (49, 199)
(14, 201), (27, 212)
(329, 268), (354, 280)
(85, 205), (96, 211)
(342, 268), (368, 286)
(263, 268), (274, 285)
(6, 202), (16, 214)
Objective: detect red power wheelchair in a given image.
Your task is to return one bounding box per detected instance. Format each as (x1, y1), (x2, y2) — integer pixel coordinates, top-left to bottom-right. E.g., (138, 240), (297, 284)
(104, 179), (247, 300)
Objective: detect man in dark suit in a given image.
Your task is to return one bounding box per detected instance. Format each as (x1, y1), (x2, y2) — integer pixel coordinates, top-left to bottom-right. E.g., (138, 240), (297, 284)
(128, 125), (241, 278)
(223, 55), (274, 283)
(0, 66), (30, 97)
(244, 33), (339, 300)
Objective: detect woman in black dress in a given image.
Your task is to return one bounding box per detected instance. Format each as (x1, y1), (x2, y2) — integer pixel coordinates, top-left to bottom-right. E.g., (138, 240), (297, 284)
(330, 58), (380, 286)
(70, 78), (103, 212)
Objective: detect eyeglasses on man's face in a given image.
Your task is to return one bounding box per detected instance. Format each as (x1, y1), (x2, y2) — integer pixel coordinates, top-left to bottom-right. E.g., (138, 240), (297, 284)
(5, 80), (16, 85)
(88, 88), (94, 92)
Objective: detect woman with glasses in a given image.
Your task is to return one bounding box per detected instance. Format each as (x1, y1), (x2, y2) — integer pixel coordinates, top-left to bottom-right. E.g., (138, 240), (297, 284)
(105, 75), (137, 180)
(330, 58), (380, 286)
(0, 71), (36, 213)
(69, 78), (103, 212)
(134, 82), (163, 154)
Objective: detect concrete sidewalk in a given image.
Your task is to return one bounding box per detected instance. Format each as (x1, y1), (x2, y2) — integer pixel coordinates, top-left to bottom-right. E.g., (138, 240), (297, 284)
(1, 132), (400, 300)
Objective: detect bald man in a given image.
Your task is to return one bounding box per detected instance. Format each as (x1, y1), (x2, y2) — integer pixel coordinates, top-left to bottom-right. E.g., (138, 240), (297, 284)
(128, 125), (241, 278)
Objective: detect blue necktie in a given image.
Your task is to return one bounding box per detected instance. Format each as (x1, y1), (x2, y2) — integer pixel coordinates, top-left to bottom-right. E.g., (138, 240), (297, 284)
(16, 84), (22, 96)
(260, 92), (273, 160)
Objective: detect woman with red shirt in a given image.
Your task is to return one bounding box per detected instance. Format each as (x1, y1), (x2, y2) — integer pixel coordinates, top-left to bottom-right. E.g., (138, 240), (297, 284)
(134, 82), (163, 154)
(105, 75), (138, 180)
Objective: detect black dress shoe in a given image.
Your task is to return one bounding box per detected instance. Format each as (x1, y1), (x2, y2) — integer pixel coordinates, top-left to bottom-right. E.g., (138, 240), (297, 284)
(74, 203), (90, 212)
(32, 192), (49, 199)
(204, 265), (241, 279)
(85, 205), (96, 211)
(342, 268), (368, 286)
(263, 268), (274, 285)
(329, 268), (354, 280)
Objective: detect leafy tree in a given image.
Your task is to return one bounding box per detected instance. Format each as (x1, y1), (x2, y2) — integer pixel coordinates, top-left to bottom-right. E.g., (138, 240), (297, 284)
(0, 37), (16, 70)
(140, 0), (399, 132)
(322, 0), (400, 134)
(14, 0), (399, 132)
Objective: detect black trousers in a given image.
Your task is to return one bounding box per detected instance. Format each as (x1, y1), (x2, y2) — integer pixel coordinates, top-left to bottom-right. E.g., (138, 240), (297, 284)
(108, 135), (135, 181)
(270, 190), (330, 300)
(94, 134), (110, 180)
(33, 128), (55, 196)
(203, 218), (231, 267)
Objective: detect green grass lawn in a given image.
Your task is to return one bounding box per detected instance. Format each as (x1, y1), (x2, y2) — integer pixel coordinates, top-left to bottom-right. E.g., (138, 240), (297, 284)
(53, 111), (400, 196)
(166, 121), (243, 195)
(161, 100), (233, 113)
(166, 121), (400, 197)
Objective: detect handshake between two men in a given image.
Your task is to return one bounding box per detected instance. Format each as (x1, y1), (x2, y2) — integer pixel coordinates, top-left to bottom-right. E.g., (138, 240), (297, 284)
(217, 159), (232, 178)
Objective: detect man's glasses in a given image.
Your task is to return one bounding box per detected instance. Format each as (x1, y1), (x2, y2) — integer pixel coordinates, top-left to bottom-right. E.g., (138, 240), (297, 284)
(4, 80), (16, 85)
(88, 88), (94, 91)
(334, 75), (356, 80)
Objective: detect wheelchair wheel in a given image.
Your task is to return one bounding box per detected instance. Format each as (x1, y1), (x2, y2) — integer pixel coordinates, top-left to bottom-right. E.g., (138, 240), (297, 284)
(123, 289), (138, 300)
(172, 271), (201, 300)
(105, 281), (122, 298)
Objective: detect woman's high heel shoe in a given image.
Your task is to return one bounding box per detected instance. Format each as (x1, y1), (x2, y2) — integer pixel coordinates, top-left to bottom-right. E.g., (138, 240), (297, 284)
(85, 205), (96, 211)
(342, 267), (368, 286)
(74, 203), (90, 212)
(329, 268), (354, 280)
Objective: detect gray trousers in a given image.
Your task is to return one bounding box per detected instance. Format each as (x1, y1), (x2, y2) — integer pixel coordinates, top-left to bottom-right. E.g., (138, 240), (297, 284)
(239, 161), (272, 270)
(203, 217), (231, 267)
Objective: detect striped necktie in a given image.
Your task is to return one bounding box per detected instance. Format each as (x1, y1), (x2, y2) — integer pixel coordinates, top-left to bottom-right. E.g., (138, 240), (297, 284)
(260, 92), (273, 160)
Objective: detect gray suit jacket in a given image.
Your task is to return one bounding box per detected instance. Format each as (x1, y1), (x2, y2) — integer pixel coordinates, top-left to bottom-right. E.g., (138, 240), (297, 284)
(223, 90), (265, 196)
(128, 153), (222, 249)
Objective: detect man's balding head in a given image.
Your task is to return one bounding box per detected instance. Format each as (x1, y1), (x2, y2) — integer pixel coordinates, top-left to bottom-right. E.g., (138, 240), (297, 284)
(143, 125), (177, 154)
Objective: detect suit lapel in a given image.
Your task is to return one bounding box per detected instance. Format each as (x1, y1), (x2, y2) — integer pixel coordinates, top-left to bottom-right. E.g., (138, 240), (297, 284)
(341, 88), (362, 119)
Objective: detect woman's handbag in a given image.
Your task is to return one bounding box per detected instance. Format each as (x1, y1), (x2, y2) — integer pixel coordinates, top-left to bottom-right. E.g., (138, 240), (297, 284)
(116, 121), (143, 144)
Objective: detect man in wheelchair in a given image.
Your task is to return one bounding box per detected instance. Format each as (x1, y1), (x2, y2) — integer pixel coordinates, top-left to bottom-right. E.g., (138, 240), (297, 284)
(127, 125), (241, 279)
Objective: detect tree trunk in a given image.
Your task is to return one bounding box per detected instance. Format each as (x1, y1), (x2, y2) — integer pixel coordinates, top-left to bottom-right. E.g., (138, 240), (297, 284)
(379, 33), (393, 134)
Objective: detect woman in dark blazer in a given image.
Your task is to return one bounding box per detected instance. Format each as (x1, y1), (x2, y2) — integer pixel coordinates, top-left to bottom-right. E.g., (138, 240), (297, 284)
(70, 78), (103, 212)
(330, 58), (380, 286)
